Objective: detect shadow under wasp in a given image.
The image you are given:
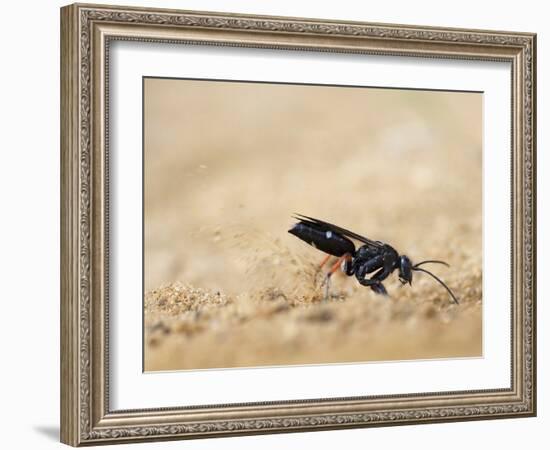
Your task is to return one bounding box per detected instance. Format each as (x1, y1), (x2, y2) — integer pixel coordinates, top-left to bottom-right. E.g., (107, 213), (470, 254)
(288, 213), (459, 304)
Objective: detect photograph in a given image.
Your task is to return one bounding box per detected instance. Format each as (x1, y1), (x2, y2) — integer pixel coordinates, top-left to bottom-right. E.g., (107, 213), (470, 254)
(143, 78), (483, 371)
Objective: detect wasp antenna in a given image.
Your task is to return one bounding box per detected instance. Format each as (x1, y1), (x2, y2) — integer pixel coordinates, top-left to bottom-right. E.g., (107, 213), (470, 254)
(412, 267), (459, 304)
(414, 260), (450, 269)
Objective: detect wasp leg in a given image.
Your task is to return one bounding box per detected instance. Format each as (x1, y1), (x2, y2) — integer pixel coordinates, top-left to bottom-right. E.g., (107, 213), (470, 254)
(322, 253), (352, 301)
(369, 280), (388, 296)
(342, 256), (355, 276)
(319, 254), (332, 269)
(323, 277), (331, 302)
(354, 254), (391, 296)
(354, 255), (383, 280)
(357, 267), (391, 296)
(315, 254), (334, 288)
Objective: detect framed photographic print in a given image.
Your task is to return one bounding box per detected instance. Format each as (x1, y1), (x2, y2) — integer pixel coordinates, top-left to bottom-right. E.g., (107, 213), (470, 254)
(60, 3), (537, 446)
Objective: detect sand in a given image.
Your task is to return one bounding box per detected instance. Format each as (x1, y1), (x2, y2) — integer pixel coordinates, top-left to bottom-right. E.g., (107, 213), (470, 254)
(143, 78), (482, 371)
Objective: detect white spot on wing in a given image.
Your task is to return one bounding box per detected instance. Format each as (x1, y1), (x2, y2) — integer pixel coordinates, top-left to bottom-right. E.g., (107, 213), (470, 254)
(326, 231), (333, 239)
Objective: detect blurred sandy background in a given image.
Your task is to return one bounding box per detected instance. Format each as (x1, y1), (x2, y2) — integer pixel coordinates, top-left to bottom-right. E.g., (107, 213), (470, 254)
(143, 78), (482, 371)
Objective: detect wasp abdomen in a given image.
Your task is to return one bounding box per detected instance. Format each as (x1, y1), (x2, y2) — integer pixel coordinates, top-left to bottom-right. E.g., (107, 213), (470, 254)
(288, 222), (356, 257)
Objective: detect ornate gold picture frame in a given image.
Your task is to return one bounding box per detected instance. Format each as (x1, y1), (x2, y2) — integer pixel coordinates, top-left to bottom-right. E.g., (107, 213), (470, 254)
(60, 3), (536, 446)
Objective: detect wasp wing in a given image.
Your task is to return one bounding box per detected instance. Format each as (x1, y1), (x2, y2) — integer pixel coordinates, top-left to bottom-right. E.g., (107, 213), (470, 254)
(292, 213), (383, 249)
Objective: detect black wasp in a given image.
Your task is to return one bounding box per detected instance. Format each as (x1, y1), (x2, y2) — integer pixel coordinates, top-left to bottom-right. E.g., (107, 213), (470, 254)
(288, 213), (458, 304)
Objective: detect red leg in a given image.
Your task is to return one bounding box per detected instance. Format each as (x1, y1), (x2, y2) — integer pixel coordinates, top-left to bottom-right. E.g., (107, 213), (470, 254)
(322, 253), (352, 301)
(319, 254), (331, 268)
(327, 253), (352, 276)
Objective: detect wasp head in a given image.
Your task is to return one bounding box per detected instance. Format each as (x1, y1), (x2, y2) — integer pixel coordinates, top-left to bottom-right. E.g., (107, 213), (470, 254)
(398, 255), (413, 285)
